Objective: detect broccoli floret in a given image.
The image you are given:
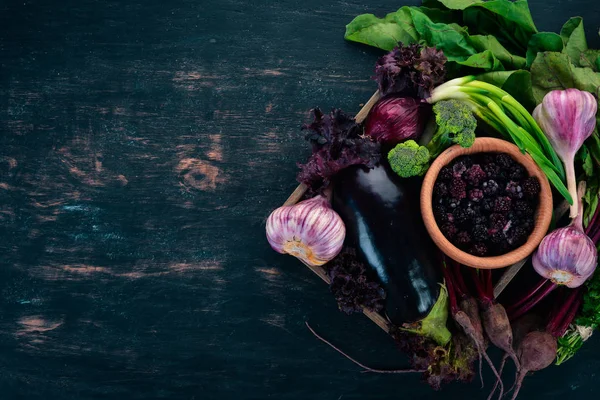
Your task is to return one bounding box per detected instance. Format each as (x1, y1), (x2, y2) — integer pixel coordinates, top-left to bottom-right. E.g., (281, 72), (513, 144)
(387, 140), (431, 178)
(427, 100), (476, 157)
(387, 100), (477, 179)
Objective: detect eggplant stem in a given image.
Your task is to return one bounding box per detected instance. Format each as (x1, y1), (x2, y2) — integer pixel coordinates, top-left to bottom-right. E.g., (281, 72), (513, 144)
(304, 322), (426, 374)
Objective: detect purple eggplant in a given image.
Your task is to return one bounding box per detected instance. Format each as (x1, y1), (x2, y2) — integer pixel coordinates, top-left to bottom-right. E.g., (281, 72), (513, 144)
(332, 162), (442, 325)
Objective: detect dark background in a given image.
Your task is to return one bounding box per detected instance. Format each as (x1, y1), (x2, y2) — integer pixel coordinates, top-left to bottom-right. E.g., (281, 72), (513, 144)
(1, 0), (599, 399)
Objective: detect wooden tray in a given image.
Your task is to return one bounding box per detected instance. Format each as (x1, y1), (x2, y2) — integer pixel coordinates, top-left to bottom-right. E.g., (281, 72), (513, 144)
(280, 90), (525, 333)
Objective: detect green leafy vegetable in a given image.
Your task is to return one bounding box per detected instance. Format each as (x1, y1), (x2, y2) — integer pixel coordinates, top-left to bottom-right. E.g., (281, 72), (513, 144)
(560, 17), (588, 66)
(530, 51), (600, 102)
(344, 1), (540, 77)
(462, 0), (537, 52)
(556, 270), (600, 365)
(525, 32), (563, 67)
(344, 9), (418, 51)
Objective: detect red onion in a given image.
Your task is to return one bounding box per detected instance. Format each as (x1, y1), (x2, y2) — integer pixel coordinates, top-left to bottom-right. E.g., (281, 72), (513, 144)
(266, 195), (345, 267)
(364, 96), (426, 145)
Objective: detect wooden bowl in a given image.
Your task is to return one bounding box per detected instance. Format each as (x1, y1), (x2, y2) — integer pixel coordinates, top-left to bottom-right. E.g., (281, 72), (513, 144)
(420, 138), (553, 269)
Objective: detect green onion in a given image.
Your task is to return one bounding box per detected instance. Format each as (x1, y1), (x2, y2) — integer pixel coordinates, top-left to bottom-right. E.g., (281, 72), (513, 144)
(427, 77), (572, 205)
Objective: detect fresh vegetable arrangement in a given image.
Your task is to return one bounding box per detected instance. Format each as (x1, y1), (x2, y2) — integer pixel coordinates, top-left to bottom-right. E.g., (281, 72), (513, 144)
(266, 0), (600, 398)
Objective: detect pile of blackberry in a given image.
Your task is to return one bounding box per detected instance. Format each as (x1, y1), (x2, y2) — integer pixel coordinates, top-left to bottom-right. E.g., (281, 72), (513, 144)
(432, 153), (540, 256)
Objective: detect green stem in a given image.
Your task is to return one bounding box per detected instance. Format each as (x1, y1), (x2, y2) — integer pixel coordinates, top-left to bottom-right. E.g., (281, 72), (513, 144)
(463, 80), (565, 180)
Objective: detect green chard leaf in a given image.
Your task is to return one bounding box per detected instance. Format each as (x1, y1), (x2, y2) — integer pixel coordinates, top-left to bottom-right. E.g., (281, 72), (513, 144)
(526, 32), (563, 67)
(462, 0), (538, 52)
(433, 0), (484, 9)
(409, 8), (477, 61)
(580, 50), (600, 71)
(530, 52), (600, 102)
(560, 17), (588, 66)
(578, 144), (594, 177)
(470, 35), (527, 69)
(344, 9), (419, 51)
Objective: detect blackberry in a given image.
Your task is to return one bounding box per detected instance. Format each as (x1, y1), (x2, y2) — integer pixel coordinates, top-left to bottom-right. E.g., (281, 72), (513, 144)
(507, 225), (529, 246)
(473, 214), (487, 225)
(509, 164), (526, 181)
(505, 181), (523, 199)
(521, 218), (534, 231)
(455, 231), (472, 246)
(441, 222), (458, 239)
(496, 154), (515, 169)
(483, 162), (501, 179)
(461, 156), (474, 168)
(472, 224), (488, 242)
(482, 180), (499, 196)
(449, 178), (467, 200)
(464, 202), (477, 218)
(448, 199), (460, 209)
(522, 177), (541, 198)
(469, 243), (488, 256)
(489, 229), (505, 244)
(452, 162), (467, 178)
(482, 197), (495, 212)
(453, 207), (470, 224)
(439, 166), (453, 181)
(514, 200), (534, 217)
(433, 202), (448, 222)
(483, 154), (496, 165)
(489, 213), (507, 230)
(465, 164), (487, 186)
(434, 181), (448, 197)
(494, 196), (512, 213)
(469, 189), (483, 203)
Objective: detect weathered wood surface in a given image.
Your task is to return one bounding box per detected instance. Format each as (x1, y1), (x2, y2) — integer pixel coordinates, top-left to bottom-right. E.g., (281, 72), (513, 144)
(1, 1), (599, 399)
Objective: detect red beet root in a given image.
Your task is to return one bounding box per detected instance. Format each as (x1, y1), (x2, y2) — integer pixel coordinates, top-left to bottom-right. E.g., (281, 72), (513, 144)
(458, 297), (486, 387)
(482, 303), (520, 370)
(453, 310), (503, 399)
(511, 331), (557, 400)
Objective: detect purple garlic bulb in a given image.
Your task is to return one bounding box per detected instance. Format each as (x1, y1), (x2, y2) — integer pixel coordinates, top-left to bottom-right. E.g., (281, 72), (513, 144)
(266, 195), (345, 267)
(532, 210), (597, 288)
(533, 88), (598, 218)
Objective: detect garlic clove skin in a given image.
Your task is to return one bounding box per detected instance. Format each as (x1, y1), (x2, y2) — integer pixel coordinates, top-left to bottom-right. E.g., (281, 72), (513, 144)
(532, 225), (598, 288)
(533, 88), (598, 218)
(266, 195), (345, 267)
(533, 89), (597, 158)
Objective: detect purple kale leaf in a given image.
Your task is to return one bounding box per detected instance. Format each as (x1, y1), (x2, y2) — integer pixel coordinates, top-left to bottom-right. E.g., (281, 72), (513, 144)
(326, 248), (385, 315)
(297, 108), (381, 192)
(375, 43), (447, 98)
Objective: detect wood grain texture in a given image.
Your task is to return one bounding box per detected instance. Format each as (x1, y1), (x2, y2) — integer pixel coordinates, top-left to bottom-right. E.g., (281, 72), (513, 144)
(0, 1), (599, 399)
(421, 138), (553, 269)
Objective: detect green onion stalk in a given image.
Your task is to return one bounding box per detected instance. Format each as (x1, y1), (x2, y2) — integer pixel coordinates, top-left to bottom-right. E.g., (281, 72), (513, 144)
(427, 76), (572, 205)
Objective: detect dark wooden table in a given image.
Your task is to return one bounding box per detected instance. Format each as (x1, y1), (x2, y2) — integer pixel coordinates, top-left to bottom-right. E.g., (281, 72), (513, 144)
(1, 1), (599, 399)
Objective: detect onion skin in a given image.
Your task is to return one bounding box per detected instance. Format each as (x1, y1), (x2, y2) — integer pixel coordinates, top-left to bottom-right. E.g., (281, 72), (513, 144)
(266, 195), (345, 267)
(364, 96), (426, 145)
(532, 218), (597, 288)
(533, 89), (597, 218)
